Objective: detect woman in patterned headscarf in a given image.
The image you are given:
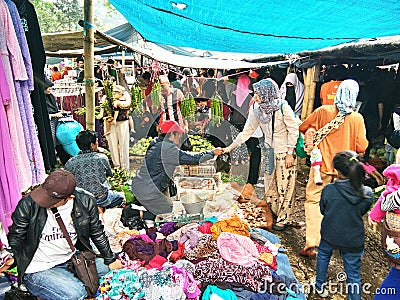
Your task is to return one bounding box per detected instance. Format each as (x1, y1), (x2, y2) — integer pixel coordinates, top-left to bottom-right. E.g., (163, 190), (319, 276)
(224, 79), (299, 231)
(298, 79), (368, 257)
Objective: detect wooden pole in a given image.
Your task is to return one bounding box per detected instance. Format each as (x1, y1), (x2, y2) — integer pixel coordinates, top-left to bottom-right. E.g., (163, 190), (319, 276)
(306, 64), (320, 117)
(84, 0), (95, 130)
(301, 69), (310, 120)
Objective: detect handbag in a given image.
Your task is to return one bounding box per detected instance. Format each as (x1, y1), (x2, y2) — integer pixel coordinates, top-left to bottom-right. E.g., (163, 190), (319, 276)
(4, 286), (36, 300)
(261, 111), (275, 175)
(385, 114), (400, 148)
(51, 208), (99, 298)
(120, 205), (148, 230)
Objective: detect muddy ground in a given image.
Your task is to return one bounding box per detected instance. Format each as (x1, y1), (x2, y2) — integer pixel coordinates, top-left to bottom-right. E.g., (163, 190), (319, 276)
(231, 161), (389, 300)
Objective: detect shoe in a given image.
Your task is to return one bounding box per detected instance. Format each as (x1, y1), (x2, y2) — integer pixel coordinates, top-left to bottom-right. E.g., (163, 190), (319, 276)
(299, 248), (317, 257)
(315, 286), (329, 298)
(272, 223), (287, 231)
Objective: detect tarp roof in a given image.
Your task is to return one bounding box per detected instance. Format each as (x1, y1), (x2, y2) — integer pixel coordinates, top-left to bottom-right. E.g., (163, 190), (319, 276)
(109, 0), (400, 54)
(42, 24), (287, 68)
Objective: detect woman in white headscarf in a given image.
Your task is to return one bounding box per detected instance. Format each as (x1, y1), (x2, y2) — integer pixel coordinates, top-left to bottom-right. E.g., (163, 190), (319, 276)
(280, 73), (305, 116)
(298, 79), (368, 257)
(224, 79), (299, 231)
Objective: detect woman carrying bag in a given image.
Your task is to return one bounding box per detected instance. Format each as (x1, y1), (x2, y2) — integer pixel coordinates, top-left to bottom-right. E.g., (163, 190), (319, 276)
(223, 79), (299, 231)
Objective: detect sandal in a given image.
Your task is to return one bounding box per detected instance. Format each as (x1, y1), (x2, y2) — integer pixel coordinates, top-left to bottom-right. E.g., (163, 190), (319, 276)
(299, 248), (317, 257)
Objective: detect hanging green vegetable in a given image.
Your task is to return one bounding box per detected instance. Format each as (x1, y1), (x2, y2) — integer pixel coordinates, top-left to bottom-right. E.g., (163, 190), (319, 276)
(130, 84), (144, 116)
(150, 80), (162, 109)
(103, 80), (114, 116)
(180, 93), (196, 122)
(211, 93), (223, 126)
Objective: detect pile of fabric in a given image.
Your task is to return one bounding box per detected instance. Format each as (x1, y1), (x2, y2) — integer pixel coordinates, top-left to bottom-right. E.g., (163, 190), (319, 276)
(99, 212), (306, 299)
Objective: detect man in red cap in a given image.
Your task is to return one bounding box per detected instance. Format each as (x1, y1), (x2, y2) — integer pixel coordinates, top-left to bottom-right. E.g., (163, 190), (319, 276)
(7, 170), (122, 299)
(131, 120), (224, 219)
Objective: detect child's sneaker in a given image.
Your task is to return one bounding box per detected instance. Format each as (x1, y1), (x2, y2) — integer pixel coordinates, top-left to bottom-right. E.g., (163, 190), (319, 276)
(315, 285), (329, 298)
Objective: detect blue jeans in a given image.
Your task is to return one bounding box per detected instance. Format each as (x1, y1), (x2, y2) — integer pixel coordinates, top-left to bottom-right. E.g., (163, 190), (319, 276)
(23, 257), (109, 300)
(316, 239), (363, 300)
(97, 190), (124, 208)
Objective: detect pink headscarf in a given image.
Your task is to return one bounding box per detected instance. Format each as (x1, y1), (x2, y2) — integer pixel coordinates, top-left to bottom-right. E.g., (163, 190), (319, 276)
(369, 164), (400, 222)
(233, 74), (252, 107)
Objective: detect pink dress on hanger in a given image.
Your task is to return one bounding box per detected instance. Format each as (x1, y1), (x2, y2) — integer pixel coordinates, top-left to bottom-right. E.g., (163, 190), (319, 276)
(0, 1), (32, 192)
(0, 61), (21, 231)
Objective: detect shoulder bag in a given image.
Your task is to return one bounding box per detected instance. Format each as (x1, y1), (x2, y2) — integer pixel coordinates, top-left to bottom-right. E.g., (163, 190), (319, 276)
(261, 112), (275, 175)
(51, 208), (99, 298)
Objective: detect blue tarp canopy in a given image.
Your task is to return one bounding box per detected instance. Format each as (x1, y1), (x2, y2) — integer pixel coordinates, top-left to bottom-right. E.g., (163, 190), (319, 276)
(110, 0), (400, 54)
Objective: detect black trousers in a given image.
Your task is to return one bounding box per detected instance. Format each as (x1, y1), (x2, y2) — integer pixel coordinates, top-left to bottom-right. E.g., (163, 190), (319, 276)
(245, 137), (261, 185)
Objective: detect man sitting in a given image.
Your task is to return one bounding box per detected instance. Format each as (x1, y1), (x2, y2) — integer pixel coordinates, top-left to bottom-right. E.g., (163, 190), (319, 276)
(65, 130), (124, 211)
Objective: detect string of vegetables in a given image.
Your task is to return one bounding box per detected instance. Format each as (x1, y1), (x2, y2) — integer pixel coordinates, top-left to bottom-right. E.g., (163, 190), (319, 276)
(130, 84), (144, 116)
(103, 80), (114, 116)
(150, 80), (162, 109)
(180, 93), (196, 122)
(210, 93), (223, 126)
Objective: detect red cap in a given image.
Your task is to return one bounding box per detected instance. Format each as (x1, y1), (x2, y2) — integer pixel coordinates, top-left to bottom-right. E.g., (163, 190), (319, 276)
(160, 120), (184, 134)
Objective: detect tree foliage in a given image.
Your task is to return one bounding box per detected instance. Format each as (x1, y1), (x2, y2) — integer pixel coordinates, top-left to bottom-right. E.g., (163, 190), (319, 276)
(34, 0), (83, 33)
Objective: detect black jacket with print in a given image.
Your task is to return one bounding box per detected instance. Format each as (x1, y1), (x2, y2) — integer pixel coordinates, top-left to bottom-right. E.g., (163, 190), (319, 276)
(8, 188), (116, 284)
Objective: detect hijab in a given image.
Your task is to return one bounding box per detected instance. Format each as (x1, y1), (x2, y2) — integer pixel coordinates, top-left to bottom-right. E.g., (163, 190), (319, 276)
(334, 79), (359, 115)
(280, 73), (305, 116)
(253, 79), (282, 124)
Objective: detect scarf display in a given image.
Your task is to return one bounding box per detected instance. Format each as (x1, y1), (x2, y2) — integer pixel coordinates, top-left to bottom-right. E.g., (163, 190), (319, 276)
(334, 79), (359, 115)
(233, 74), (252, 107)
(253, 79), (282, 124)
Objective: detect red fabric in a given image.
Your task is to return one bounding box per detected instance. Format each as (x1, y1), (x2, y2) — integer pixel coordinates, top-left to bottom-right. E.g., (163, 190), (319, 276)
(145, 255), (168, 269)
(145, 82), (154, 96)
(198, 222), (213, 234)
(169, 242), (185, 262)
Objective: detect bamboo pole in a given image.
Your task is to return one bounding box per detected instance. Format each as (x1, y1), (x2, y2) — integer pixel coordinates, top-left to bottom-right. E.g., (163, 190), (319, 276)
(301, 69), (310, 120)
(84, 0), (95, 130)
(306, 65), (320, 117)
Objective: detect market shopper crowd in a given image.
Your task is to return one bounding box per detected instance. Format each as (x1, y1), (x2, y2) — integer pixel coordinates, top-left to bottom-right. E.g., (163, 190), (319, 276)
(2, 57), (400, 300)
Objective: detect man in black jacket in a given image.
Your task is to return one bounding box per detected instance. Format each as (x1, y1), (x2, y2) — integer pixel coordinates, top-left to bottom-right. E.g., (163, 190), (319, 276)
(8, 170), (121, 300)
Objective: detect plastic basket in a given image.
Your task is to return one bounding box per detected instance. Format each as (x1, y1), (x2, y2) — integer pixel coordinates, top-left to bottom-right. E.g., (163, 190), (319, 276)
(178, 165), (216, 177)
(175, 177), (217, 200)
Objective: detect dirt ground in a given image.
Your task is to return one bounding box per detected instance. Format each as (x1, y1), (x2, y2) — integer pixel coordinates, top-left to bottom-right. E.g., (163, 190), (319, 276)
(231, 161), (389, 300)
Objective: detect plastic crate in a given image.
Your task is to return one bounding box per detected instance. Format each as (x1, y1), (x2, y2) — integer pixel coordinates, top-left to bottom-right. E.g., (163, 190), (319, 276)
(175, 177), (217, 200)
(178, 165), (216, 177)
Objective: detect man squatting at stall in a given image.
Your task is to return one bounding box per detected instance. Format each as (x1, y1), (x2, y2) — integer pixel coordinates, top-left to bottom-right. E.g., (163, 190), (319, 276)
(131, 120), (224, 220)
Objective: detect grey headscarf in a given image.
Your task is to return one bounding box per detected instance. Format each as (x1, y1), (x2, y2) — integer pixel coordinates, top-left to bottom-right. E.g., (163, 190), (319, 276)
(253, 79), (282, 124)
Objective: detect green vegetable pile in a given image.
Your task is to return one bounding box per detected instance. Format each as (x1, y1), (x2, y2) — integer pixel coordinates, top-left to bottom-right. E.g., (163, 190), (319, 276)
(189, 135), (213, 152)
(129, 137), (153, 155)
(107, 168), (136, 204)
(210, 93), (223, 127)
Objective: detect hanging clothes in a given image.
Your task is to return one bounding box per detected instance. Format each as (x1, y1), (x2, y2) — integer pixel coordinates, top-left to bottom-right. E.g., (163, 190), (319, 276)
(12, 0), (57, 170)
(0, 61), (21, 231)
(0, 0), (32, 191)
(5, 0), (45, 185)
